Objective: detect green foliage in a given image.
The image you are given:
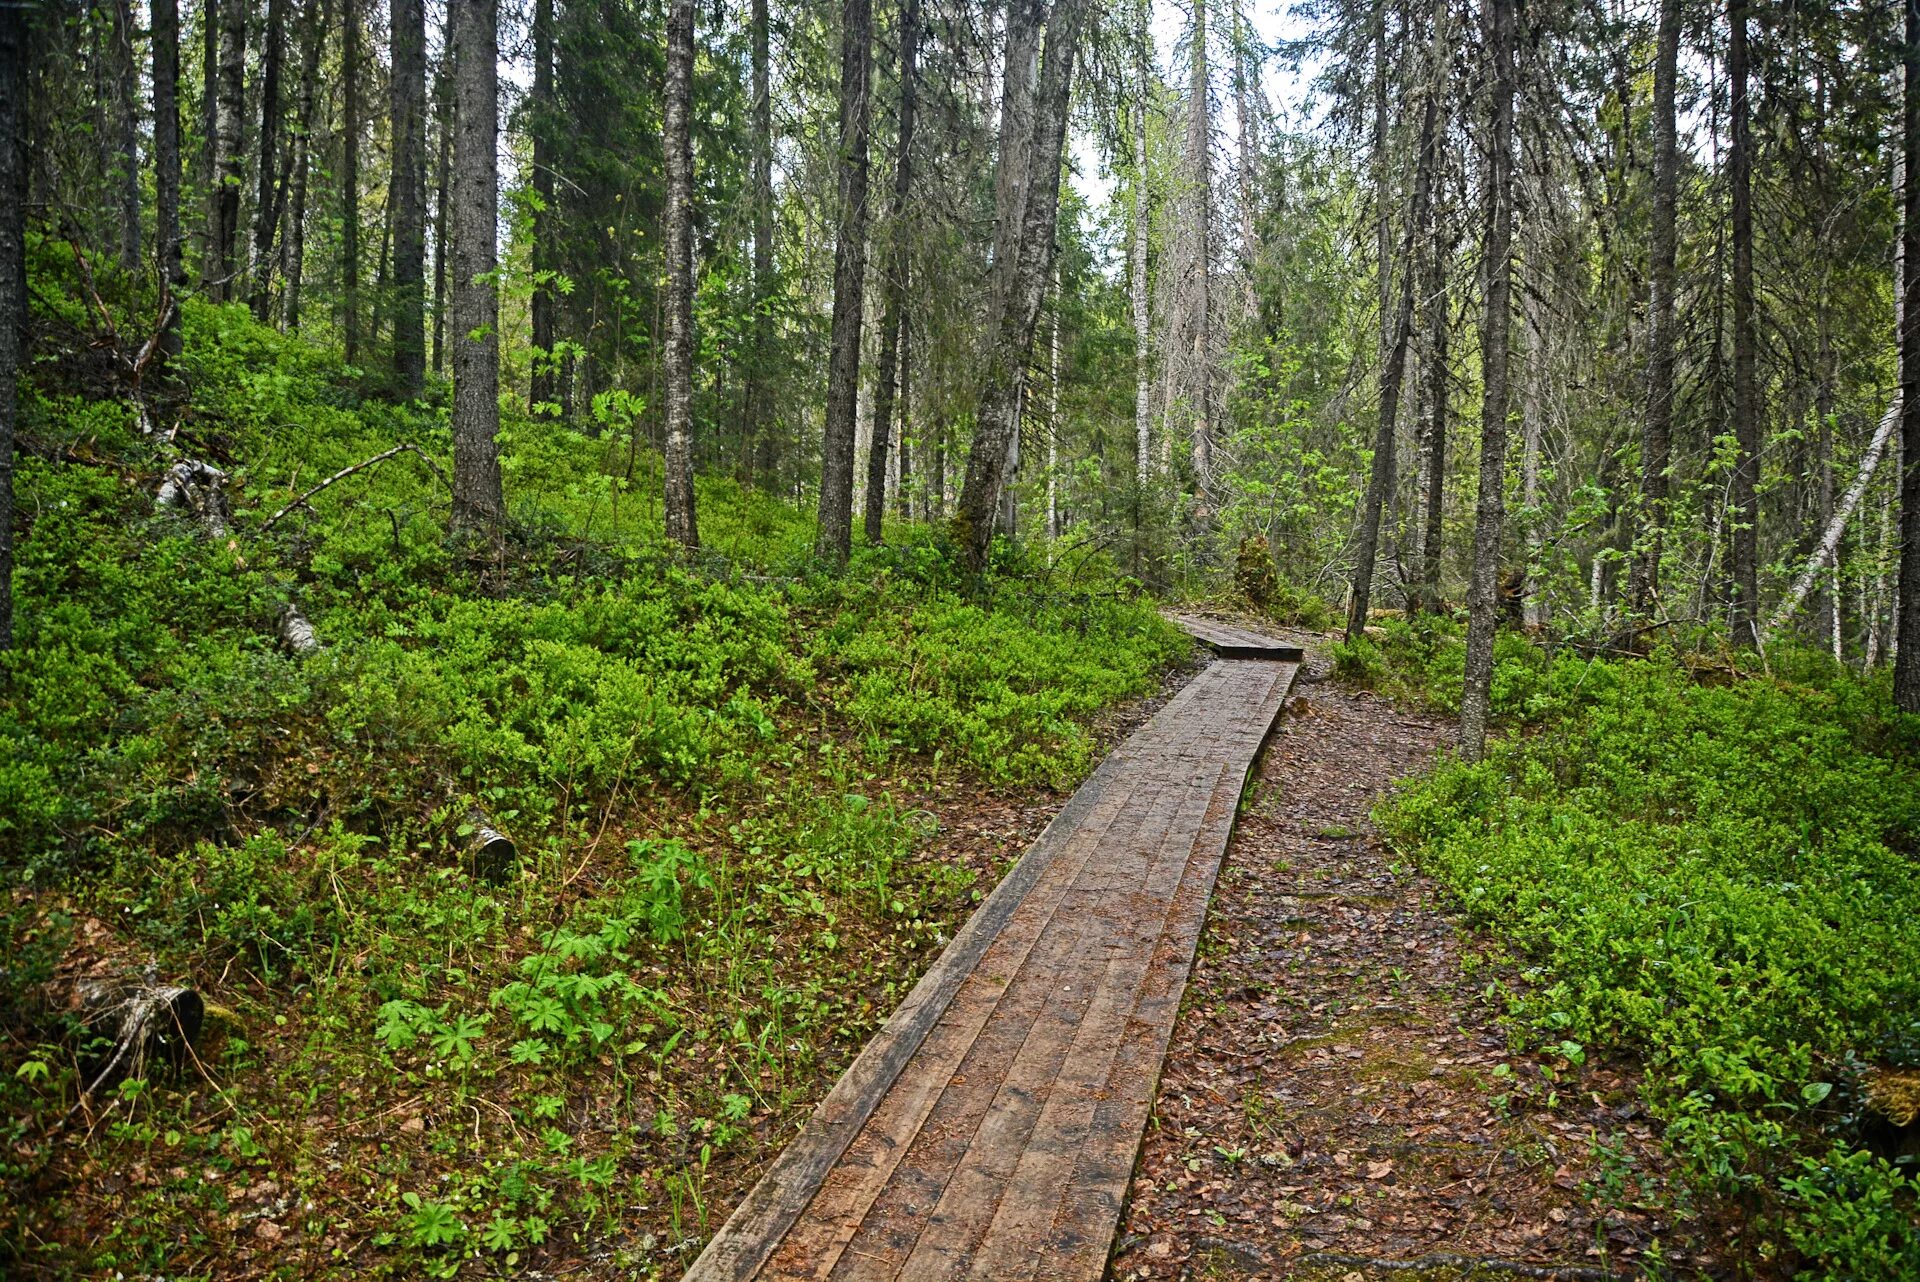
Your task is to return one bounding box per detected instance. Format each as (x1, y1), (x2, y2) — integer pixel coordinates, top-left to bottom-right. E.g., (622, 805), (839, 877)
(1379, 651), (1920, 1275)
(1, 294), (1187, 1274)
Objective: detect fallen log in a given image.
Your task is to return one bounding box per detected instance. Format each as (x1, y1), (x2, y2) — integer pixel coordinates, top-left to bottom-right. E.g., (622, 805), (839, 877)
(154, 459), (230, 537)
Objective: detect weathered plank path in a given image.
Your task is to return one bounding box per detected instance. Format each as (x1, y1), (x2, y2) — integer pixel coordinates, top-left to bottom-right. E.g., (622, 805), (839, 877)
(685, 619), (1298, 1282)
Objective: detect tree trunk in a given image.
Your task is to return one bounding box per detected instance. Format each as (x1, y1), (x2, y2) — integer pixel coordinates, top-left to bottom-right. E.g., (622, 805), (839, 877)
(1345, 22), (1440, 642)
(745, 0), (774, 481)
(1188, 0), (1214, 498)
(1132, 0), (1152, 487)
(390, 0), (426, 396)
(1812, 346), (1836, 649)
(1520, 274), (1546, 629)
(1047, 269), (1060, 539)
(1897, 0), (1920, 710)
(199, 0), (219, 281)
(528, 0), (556, 413)
(1460, 0), (1514, 761)
(450, 0), (504, 532)
(432, 23), (451, 376)
(1373, 0), (1391, 365)
(815, 0), (875, 567)
(109, 0), (141, 273)
(1626, 0), (1680, 623)
(211, 0), (246, 301)
(342, 0), (361, 364)
(864, 0), (920, 546)
(896, 306), (913, 518)
(1414, 197), (1450, 614)
(281, 0), (322, 332)
(1727, 0), (1760, 648)
(956, 0), (1089, 572)
(248, 0), (286, 319)
(1231, 0), (1257, 308)
(153, 0), (186, 364)
(989, 0), (1042, 315)
(661, 0), (700, 549)
(0, 0), (23, 652)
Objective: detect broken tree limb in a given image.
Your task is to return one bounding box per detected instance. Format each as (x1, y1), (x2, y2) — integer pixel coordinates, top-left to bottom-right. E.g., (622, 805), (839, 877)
(261, 443), (451, 532)
(155, 459), (231, 536)
(1762, 395), (1899, 646)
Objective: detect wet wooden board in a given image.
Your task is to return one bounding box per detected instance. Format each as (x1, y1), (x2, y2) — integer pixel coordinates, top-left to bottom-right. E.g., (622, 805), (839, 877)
(1164, 612), (1306, 662)
(684, 632), (1297, 1282)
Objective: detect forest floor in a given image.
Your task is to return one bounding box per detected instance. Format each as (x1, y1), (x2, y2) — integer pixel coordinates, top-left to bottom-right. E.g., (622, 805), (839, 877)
(1109, 645), (1740, 1282)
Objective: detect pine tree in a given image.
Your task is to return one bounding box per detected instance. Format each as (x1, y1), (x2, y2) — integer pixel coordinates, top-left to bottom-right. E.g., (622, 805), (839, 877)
(390, 0), (427, 396)
(449, 0), (504, 532)
(1461, 0), (1515, 760)
(661, 0), (699, 550)
(815, 0), (876, 568)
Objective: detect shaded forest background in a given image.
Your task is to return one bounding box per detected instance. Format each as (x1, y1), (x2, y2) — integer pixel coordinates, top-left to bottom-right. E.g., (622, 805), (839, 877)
(7, 0), (1919, 698)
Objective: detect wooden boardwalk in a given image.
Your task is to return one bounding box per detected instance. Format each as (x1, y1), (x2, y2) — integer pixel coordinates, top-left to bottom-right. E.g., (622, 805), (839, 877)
(686, 622), (1298, 1282)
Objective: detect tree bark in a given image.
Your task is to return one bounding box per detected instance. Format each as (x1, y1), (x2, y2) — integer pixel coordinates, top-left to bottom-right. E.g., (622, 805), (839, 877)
(281, 0), (323, 332)
(0, 0), (23, 652)
(1727, 0), (1760, 647)
(864, 0), (920, 546)
(1132, 0), (1152, 487)
(342, 0), (361, 364)
(990, 0), (1042, 315)
(1414, 193), (1450, 614)
(1188, 0), (1214, 498)
(199, 0), (220, 281)
(955, 0), (1089, 573)
(815, 0), (875, 567)
(1373, 0), (1391, 365)
(1897, 0), (1920, 710)
(661, 0), (700, 549)
(528, 0), (556, 413)
(109, 0), (141, 273)
(248, 0), (286, 319)
(1345, 19), (1440, 642)
(1046, 269), (1060, 538)
(211, 0), (247, 301)
(896, 306), (913, 518)
(450, 0), (504, 532)
(153, 0), (187, 363)
(390, 0), (427, 396)
(1520, 273), (1548, 629)
(1231, 0), (1257, 308)
(1626, 0), (1679, 622)
(1460, 0), (1514, 761)
(745, 0), (774, 480)
(432, 21), (451, 376)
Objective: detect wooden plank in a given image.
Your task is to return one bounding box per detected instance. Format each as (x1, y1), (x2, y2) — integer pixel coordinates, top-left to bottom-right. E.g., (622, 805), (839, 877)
(956, 763), (1234, 1281)
(762, 779), (1163, 1281)
(684, 658), (1297, 1282)
(1166, 611), (1306, 662)
(682, 742), (1136, 1282)
(877, 783), (1205, 1280)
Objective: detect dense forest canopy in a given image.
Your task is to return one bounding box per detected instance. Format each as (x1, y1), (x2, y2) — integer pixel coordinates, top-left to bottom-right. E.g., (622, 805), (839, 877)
(2, 0), (1920, 1275)
(6, 0), (1920, 685)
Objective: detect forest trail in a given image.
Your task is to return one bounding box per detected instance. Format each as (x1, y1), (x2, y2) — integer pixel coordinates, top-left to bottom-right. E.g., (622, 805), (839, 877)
(1110, 666), (1708, 1281)
(682, 621), (1301, 1281)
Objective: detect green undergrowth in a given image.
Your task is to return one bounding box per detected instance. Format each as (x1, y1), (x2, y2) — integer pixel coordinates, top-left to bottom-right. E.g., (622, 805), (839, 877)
(0, 287), (1186, 1277)
(1370, 626), (1920, 1278)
